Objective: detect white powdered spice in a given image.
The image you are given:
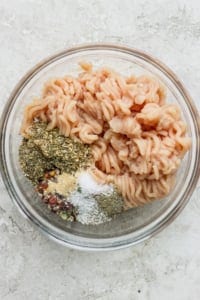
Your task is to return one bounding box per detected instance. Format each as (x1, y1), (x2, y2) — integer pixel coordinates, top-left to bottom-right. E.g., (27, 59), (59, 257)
(77, 171), (113, 195)
(68, 191), (111, 225)
(46, 173), (76, 195)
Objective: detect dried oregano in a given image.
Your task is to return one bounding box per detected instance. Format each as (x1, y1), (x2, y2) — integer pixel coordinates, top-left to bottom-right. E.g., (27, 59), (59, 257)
(19, 121), (91, 184)
(19, 138), (54, 184)
(95, 189), (124, 217)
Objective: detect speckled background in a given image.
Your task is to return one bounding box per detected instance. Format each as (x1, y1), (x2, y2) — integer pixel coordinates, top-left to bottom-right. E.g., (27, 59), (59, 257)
(0, 0), (200, 299)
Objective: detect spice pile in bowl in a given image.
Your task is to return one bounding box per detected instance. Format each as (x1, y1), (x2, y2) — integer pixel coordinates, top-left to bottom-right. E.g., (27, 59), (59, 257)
(19, 122), (124, 225)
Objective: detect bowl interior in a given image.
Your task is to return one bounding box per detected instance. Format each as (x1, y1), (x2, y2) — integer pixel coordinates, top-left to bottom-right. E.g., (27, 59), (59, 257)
(1, 45), (198, 248)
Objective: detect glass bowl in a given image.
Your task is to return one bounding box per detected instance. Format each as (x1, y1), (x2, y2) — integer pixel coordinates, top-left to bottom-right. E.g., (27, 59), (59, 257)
(0, 44), (200, 251)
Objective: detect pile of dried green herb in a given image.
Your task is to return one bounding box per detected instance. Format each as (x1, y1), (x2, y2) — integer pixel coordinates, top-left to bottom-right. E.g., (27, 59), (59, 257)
(19, 139), (53, 184)
(95, 189), (124, 217)
(19, 121), (91, 184)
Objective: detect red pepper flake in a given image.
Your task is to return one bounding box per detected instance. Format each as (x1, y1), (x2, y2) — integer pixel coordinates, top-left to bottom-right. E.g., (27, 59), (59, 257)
(37, 181), (48, 193)
(49, 195), (58, 205)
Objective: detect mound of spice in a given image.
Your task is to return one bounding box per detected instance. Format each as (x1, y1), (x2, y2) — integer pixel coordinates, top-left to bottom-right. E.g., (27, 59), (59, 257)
(19, 139), (53, 184)
(46, 172), (76, 196)
(36, 170), (77, 222)
(42, 193), (77, 222)
(94, 189), (124, 218)
(19, 121), (91, 184)
(68, 190), (110, 225)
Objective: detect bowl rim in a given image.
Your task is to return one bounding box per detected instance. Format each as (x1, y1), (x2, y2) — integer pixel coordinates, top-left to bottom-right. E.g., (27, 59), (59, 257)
(0, 43), (200, 251)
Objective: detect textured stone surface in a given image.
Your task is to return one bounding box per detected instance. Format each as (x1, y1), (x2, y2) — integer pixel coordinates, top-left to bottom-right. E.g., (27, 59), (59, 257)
(0, 0), (200, 299)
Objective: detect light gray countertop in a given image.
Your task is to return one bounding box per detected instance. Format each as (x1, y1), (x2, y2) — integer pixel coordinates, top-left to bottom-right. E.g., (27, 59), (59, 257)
(0, 0), (200, 299)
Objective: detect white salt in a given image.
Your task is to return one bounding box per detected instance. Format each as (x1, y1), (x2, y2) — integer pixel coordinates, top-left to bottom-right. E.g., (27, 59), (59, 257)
(77, 171), (113, 195)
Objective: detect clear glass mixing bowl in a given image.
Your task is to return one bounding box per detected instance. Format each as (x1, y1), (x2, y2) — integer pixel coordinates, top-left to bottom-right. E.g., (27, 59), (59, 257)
(0, 44), (200, 250)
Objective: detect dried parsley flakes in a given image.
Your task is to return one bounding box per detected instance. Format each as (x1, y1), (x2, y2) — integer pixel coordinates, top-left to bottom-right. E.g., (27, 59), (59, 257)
(19, 122), (92, 184)
(19, 138), (54, 184)
(95, 189), (124, 217)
